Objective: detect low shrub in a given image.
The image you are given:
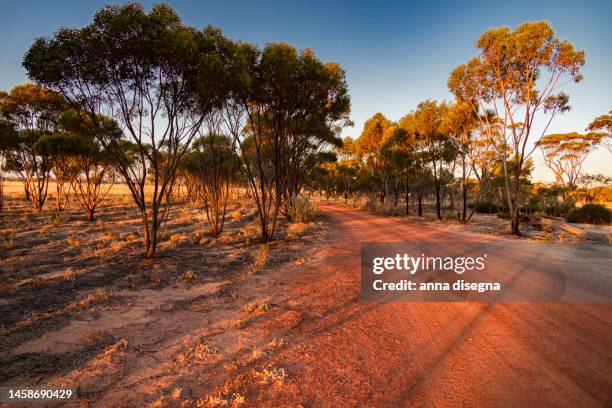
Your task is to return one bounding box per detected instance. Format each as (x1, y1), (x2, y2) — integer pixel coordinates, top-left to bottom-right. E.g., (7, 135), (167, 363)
(443, 213), (457, 221)
(287, 194), (319, 222)
(544, 202), (575, 217)
(471, 202), (503, 214)
(566, 204), (612, 225)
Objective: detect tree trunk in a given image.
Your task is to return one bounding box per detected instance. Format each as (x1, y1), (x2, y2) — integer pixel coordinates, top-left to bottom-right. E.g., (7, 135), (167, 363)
(405, 184), (410, 215)
(435, 185), (442, 220)
(417, 195), (423, 217)
(511, 207), (520, 235)
(462, 186), (468, 222)
(56, 184), (63, 212)
(87, 208), (95, 222)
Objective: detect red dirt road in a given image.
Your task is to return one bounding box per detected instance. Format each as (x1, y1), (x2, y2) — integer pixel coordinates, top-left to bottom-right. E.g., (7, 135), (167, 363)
(249, 204), (612, 407)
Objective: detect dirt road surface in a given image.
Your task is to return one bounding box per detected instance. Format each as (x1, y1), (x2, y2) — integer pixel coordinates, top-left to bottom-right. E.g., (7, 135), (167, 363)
(242, 204), (612, 407)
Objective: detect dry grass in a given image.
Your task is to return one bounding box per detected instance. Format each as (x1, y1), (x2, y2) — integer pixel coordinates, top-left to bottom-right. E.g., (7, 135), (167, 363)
(63, 267), (76, 281)
(197, 392), (246, 407)
(170, 233), (188, 242)
(253, 364), (287, 385)
(2, 229), (15, 249)
(176, 338), (220, 365)
(287, 222), (308, 238)
(0, 287), (111, 336)
(100, 338), (129, 365)
(250, 244), (268, 273)
(244, 301), (269, 314)
(0, 181), (322, 405)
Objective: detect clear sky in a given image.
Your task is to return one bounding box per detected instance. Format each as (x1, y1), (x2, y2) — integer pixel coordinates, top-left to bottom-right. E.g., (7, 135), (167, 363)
(1, 0), (610, 181)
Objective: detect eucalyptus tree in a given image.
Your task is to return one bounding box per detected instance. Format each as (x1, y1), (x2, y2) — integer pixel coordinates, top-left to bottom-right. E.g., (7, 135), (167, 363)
(386, 127), (416, 214)
(465, 120), (500, 214)
(355, 113), (395, 203)
(34, 133), (84, 211)
(334, 137), (360, 201)
(400, 101), (455, 219)
(223, 42), (350, 240)
(449, 21), (585, 234)
(441, 101), (478, 221)
(192, 131), (240, 237)
(587, 110), (611, 154)
(24, 4), (230, 257)
(59, 109), (122, 221)
(284, 116), (343, 215)
(0, 83), (66, 213)
(536, 132), (603, 187)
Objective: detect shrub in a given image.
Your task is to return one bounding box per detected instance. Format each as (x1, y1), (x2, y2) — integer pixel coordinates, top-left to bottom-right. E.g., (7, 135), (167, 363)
(566, 204), (612, 225)
(250, 244), (268, 273)
(245, 301), (269, 314)
(520, 203), (540, 215)
(544, 202), (575, 217)
(287, 194), (319, 222)
(443, 213), (457, 221)
(287, 222), (307, 238)
(471, 201), (503, 214)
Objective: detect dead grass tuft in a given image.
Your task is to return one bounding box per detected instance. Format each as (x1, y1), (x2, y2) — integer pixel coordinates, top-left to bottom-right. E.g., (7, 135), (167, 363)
(267, 337), (286, 350)
(50, 212), (63, 225)
(250, 244), (268, 273)
(67, 236), (79, 247)
(197, 392), (245, 407)
(183, 270), (196, 281)
(238, 223), (259, 243)
(3, 229), (15, 249)
(79, 287), (110, 308)
(170, 233), (188, 242)
(244, 301), (269, 314)
(176, 338), (220, 364)
(63, 267), (76, 281)
(101, 338), (129, 365)
(253, 364), (287, 385)
(287, 221), (313, 238)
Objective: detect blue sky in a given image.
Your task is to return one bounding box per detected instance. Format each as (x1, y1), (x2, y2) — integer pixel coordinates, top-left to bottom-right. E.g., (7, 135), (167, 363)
(1, 0), (610, 181)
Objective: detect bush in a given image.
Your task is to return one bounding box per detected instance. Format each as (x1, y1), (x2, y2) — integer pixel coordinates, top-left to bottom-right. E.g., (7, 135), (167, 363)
(471, 201), (503, 214)
(287, 194), (319, 222)
(520, 203), (540, 215)
(566, 204), (612, 225)
(544, 202), (575, 217)
(443, 213), (457, 221)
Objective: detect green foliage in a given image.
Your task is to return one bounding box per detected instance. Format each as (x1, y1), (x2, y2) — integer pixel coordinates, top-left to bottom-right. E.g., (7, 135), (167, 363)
(34, 133), (94, 157)
(471, 201), (503, 214)
(566, 204), (612, 225)
(544, 202), (575, 217)
(0, 120), (19, 152)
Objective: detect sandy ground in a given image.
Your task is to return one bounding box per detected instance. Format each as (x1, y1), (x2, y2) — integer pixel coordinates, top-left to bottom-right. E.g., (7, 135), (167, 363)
(1, 189), (611, 407)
